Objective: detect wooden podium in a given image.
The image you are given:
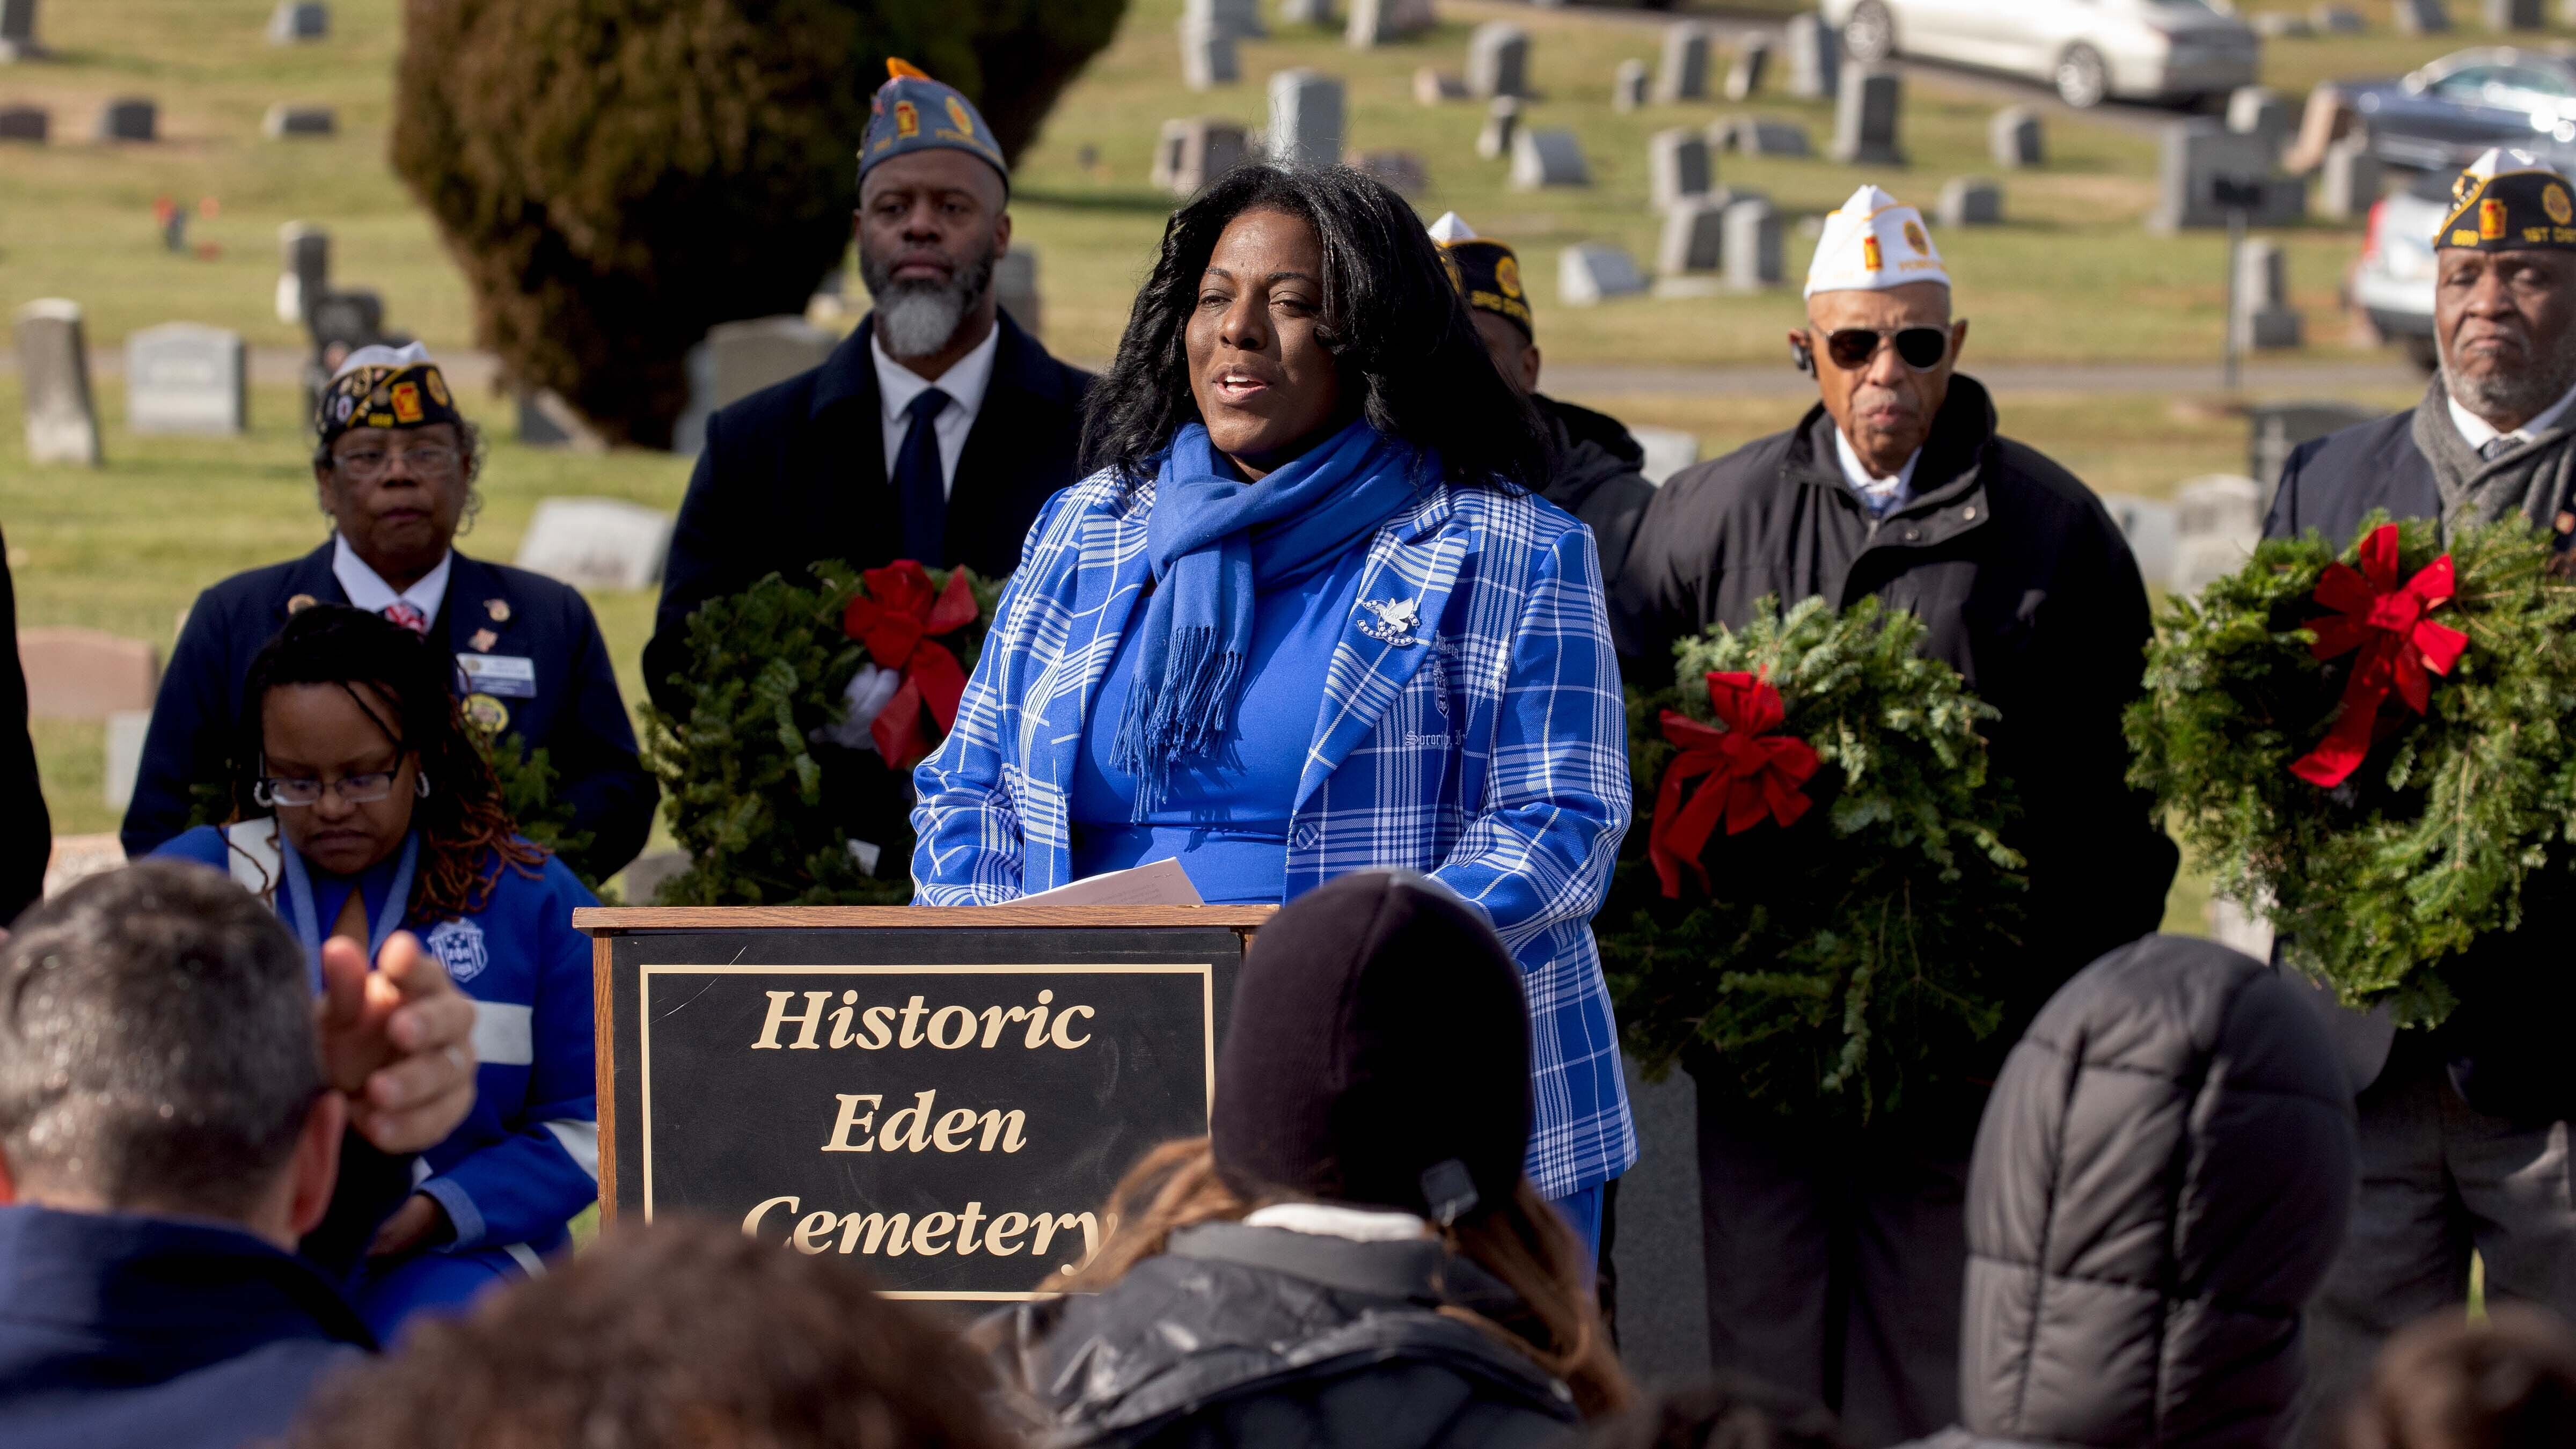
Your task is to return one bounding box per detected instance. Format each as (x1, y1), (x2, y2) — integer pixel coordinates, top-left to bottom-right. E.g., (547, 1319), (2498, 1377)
(573, 905), (1273, 1300)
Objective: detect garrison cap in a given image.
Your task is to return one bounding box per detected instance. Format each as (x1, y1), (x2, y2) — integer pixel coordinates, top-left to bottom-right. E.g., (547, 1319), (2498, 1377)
(315, 342), (463, 449)
(1807, 184), (1951, 297)
(2436, 148), (2576, 252)
(860, 58), (1007, 192)
(1427, 211), (1533, 340)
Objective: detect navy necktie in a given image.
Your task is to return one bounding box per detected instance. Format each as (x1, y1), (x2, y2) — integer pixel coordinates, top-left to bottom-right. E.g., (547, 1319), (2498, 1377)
(894, 387), (953, 566)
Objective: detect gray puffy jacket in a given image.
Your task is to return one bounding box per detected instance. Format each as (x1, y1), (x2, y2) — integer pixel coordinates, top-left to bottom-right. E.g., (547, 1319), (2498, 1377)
(1913, 934), (2357, 1449)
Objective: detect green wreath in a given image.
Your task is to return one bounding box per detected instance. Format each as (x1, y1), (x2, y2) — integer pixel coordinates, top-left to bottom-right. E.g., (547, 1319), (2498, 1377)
(1597, 595), (2025, 1124)
(2126, 515), (2576, 1026)
(642, 560), (1001, 906)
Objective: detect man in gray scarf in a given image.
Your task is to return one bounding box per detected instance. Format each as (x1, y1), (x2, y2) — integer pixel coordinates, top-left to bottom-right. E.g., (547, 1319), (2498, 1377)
(2264, 146), (2576, 1444)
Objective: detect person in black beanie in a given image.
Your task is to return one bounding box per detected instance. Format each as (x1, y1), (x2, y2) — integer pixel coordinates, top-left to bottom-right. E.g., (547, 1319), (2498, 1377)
(984, 870), (1630, 1449)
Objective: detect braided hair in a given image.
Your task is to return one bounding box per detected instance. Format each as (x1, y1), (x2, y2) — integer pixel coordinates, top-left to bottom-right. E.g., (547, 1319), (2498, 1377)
(228, 604), (546, 923)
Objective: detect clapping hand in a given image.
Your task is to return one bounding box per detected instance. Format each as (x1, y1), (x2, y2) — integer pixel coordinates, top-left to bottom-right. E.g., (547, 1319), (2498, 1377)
(315, 931), (478, 1155)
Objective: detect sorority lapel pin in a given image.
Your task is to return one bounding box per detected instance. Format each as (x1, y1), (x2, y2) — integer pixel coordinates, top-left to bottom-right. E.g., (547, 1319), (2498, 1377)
(1356, 596), (1425, 647)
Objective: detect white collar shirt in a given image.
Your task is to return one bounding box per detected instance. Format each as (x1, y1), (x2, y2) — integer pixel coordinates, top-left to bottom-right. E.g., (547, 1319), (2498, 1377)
(873, 320), (1000, 497)
(1833, 426), (1923, 518)
(2448, 378), (2576, 456)
(331, 534), (452, 626)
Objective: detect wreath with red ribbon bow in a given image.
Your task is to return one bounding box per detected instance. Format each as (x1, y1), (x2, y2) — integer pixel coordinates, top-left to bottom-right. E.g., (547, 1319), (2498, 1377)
(1598, 595), (2025, 1124)
(2128, 516), (2576, 1026)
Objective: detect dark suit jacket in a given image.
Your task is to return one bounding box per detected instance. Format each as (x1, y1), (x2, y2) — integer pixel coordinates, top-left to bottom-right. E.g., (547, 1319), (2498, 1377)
(120, 544), (655, 882)
(0, 527), (46, 926)
(645, 311), (1092, 868)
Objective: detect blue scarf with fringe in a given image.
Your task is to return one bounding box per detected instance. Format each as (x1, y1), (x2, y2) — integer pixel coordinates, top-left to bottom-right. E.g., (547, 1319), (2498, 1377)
(1111, 419), (1421, 815)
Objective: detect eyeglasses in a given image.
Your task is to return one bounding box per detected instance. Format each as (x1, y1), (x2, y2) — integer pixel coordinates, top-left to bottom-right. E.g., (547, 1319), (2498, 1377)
(255, 769), (399, 808)
(330, 444), (462, 482)
(1818, 326), (1952, 371)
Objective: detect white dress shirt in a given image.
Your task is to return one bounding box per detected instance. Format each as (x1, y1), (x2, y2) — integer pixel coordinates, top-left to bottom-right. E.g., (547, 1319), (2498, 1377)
(1834, 426), (1923, 518)
(874, 321), (999, 497)
(2448, 378), (2576, 458)
(332, 533), (452, 624)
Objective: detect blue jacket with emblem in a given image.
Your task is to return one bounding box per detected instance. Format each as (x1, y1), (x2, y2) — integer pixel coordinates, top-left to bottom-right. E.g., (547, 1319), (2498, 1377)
(911, 462), (1637, 1200)
(152, 823), (601, 1257)
(120, 541), (655, 882)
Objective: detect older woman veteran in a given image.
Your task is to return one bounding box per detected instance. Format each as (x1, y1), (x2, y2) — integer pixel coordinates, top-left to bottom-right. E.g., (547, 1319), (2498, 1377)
(910, 165), (1635, 1253)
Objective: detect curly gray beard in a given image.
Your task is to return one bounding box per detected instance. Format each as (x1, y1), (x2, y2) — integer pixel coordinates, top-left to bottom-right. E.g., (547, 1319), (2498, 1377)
(860, 244), (997, 360)
(2442, 322), (2576, 431)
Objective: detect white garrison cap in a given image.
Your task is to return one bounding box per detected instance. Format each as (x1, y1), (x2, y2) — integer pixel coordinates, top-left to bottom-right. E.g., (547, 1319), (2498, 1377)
(1426, 211), (1479, 244)
(1804, 185), (1951, 298)
(328, 340), (432, 383)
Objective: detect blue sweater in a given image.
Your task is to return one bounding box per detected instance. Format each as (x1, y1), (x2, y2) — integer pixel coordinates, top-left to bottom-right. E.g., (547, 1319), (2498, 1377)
(155, 825), (599, 1256)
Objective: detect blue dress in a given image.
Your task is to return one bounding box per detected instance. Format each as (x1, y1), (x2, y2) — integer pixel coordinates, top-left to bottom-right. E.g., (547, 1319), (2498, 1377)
(153, 823), (599, 1340)
(1070, 547), (1372, 904)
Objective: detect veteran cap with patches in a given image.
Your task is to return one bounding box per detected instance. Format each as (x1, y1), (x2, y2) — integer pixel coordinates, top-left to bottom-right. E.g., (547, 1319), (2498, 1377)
(1428, 211), (1533, 340)
(860, 58), (1008, 193)
(2436, 148), (2576, 252)
(1805, 184), (1952, 298)
(316, 341), (464, 449)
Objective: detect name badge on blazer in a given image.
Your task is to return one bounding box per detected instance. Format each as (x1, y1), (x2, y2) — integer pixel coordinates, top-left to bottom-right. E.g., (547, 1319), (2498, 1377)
(456, 653), (538, 699)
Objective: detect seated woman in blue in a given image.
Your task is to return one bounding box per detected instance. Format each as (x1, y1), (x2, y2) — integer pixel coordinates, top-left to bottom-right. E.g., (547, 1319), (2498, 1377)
(155, 603), (597, 1338)
(912, 164), (1636, 1260)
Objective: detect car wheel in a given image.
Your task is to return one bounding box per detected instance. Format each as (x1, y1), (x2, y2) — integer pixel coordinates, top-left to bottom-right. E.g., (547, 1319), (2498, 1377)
(2404, 335), (2440, 374)
(2055, 44), (2108, 109)
(1844, 1), (1896, 63)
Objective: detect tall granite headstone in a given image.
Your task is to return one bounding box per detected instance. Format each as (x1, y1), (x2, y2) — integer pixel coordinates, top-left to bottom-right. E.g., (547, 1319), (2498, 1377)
(126, 323), (247, 436)
(1467, 23), (1531, 99)
(0, 0), (39, 62)
(1183, 0), (1264, 40)
(1725, 39), (1771, 103)
(1785, 13), (1840, 99)
(1153, 118), (1250, 195)
(1936, 177), (2003, 227)
(2149, 123), (2304, 232)
(1831, 68), (1904, 166)
(1724, 199), (1784, 291)
(1655, 24), (1713, 103)
(15, 299), (101, 467)
(1613, 58), (1649, 113)
(1649, 128), (1713, 212)
(2394, 0), (2451, 31)
(276, 222), (329, 325)
(1180, 19), (1239, 90)
(1657, 197), (1729, 275)
(1268, 69), (1344, 167)
(1477, 96), (1523, 160)
(995, 250), (1042, 341)
(672, 317), (835, 456)
(1345, 0), (1433, 48)
(2232, 240), (2303, 350)
(1991, 107), (2043, 168)
(1280, 0), (1336, 24)
(2485, 0), (2542, 28)
(267, 1), (327, 42)
(2315, 136), (2382, 222)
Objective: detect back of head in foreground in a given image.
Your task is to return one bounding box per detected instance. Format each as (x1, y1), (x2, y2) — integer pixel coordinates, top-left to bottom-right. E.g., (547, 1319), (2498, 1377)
(287, 1216), (1010, 1449)
(1007, 870), (1628, 1435)
(1957, 934), (2357, 1449)
(2339, 1305), (2576, 1449)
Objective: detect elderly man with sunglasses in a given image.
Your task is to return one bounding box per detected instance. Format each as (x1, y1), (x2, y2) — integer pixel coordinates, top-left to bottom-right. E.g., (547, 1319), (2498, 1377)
(120, 345), (656, 885)
(1614, 186), (2176, 1448)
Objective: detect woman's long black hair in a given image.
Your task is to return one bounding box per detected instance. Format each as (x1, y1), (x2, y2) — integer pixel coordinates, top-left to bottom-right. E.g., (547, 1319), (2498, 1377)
(228, 604), (545, 921)
(1081, 163), (1553, 493)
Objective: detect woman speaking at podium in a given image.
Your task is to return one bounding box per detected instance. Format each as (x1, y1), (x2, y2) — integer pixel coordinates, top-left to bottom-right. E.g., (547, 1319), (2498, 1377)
(909, 164), (1634, 1257)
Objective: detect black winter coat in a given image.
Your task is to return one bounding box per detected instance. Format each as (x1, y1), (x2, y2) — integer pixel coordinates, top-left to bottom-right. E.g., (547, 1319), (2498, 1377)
(0, 527), (46, 926)
(1615, 377), (2179, 1095)
(1536, 397), (1656, 621)
(1944, 934), (2355, 1449)
(2267, 410), (2576, 1122)
(987, 1224), (1580, 1449)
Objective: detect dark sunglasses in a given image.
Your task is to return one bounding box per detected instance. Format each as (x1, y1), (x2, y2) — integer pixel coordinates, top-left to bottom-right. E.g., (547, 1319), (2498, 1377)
(1818, 325), (1951, 371)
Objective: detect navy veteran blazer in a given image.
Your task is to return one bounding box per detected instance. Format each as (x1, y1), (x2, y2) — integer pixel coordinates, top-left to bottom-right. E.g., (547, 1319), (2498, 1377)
(120, 543), (655, 881)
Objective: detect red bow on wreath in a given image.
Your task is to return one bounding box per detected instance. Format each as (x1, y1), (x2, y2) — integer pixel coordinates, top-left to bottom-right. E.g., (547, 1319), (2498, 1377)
(1649, 671), (1821, 899)
(843, 562), (977, 769)
(2289, 523), (2469, 788)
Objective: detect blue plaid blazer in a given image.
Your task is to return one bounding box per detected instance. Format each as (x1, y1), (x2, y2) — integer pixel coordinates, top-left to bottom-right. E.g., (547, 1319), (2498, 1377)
(911, 465), (1637, 1198)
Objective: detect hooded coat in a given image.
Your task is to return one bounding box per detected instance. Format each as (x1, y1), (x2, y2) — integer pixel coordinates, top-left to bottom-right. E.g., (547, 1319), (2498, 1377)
(1927, 935), (2357, 1449)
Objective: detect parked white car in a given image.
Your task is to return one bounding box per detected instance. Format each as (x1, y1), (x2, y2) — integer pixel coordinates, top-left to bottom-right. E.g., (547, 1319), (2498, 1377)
(1819, 0), (2260, 109)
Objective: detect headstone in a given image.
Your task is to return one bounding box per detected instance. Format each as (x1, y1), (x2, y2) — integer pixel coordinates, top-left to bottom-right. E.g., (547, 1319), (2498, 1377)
(96, 98), (156, 143)
(1604, 1059), (1710, 1382)
(2315, 136), (2382, 222)
(1467, 23), (1531, 99)
(14, 300), (100, 467)
(1785, 13), (1841, 100)
(17, 628), (156, 719)
(620, 850), (693, 906)
(1723, 197), (1784, 292)
(2485, 0), (2542, 28)
(2149, 123), (2306, 232)
(1657, 198), (1729, 275)
(1831, 67), (1904, 166)
(2172, 475), (2266, 594)
(2231, 239), (2303, 351)
(1153, 118), (1250, 195)
(514, 498), (677, 592)
(995, 249), (1041, 340)
(1990, 107), (2042, 169)
(1559, 243), (1649, 305)
(1724, 39), (1771, 103)
(1414, 68), (1468, 104)
(1477, 97), (1523, 160)
(1280, 0), (1336, 25)
(2247, 403), (2376, 490)
(1613, 58), (1649, 113)
(2099, 494), (2180, 590)
(1716, 115), (1812, 157)
(125, 323), (246, 436)
(104, 709), (149, 811)
(1630, 428), (1700, 486)
(1347, 149), (1429, 197)
(1649, 128), (1713, 212)
(275, 222), (328, 324)
(2394, 0), (2451, 32)
(2226, 86), (2294, 162)
(1183, 0), (1264, 40)
(2249, 11), (2313, 35)
(1267, 69), (1344, 167)
(267, 0), (327, 42)
(1345, 0), (1433, 47)
(305, 288), (386, 357)
(262, 104), (336, 139)
(0, 105), (43, 142)
(1655, 24), (1714, 103)
(1179, 19), (1238, 90)
(2285, 83), (2353, 173)
(516, 389), (609, 452)
(1937, 177), (2002, 227)
(1510, 128), (1590, 189)
(0, 0), (39, 62)
(674, 316), (835, 455)
(2312, 4), (2366, 31)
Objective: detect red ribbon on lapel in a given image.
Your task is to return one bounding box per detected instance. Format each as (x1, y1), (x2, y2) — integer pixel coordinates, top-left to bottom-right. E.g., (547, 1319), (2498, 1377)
(1649, 671), (1821, 899)
(842, 562), (978, 769)
(2288, 524), (2469, 788)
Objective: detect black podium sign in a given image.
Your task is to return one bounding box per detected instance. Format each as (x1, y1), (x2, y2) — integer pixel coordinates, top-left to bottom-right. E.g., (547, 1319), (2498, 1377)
(576, 906), (1269, 1299)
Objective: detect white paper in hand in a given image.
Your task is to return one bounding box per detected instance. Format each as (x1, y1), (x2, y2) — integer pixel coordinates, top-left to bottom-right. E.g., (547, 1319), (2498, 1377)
(1013, 858), (1205, 906)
